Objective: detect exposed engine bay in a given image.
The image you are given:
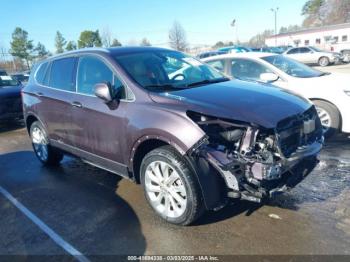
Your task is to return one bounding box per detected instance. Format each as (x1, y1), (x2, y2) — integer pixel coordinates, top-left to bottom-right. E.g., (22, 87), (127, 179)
(187, 106), (324, 204)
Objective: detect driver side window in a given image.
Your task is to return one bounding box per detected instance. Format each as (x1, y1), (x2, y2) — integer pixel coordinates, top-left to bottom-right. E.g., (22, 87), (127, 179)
(230, 59), (272, 81)
(77, 56), (125, 98)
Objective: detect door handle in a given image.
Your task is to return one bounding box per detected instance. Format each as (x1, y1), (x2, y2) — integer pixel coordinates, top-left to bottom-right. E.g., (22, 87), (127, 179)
(35, 92), (44, 97)
(71, 101), (82, 108)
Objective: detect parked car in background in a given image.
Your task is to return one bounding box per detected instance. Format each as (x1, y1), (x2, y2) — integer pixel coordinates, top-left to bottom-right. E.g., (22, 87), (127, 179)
(0, 69), (7, 76)
(283, 46), (343, 66)
(11, 72), (30, 84)
(218, 46), (251, 53)
(196, 51), (227, 59)
(203, 52), (350, 137)
(0, 75), (23, 122)
(23, 47), (323, 225)
(251, 47), (285, 54)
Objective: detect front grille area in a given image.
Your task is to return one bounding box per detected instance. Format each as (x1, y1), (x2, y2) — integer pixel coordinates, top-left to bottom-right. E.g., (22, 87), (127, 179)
(277, 106), (323, 158)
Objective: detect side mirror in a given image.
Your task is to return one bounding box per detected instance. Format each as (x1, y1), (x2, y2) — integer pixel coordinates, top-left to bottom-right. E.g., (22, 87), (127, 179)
(260, 73), (279, 83)
(94, 82), (113, 103)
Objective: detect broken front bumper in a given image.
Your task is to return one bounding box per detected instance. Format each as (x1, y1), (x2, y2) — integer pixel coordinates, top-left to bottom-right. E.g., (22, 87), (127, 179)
(204, 139), (323, 203)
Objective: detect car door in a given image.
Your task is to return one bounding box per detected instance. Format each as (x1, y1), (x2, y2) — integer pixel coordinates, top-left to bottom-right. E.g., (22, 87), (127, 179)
(298, 47), (315, 63)
(284, 48), (300, 61)
(34, 57), (77, 145)
(69, 54), (130, 174)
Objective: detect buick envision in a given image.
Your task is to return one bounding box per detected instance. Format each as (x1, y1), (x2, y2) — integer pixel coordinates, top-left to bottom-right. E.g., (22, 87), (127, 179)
(22, 47), (323, 225)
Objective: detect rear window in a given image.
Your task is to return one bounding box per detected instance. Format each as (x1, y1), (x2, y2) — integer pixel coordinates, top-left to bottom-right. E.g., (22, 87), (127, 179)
(49, 57), (77, 91)
(35, 62), (49, 85)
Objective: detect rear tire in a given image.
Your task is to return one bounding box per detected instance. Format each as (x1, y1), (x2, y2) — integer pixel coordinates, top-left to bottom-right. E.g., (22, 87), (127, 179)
(140, 145), (204, 225)
(318, 56), (330, 67)
(30, 121), (63, 165)
(313, 100), (340, 138)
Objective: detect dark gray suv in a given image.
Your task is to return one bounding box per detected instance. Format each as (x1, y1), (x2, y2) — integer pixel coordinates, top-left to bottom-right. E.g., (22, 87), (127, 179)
(22, 47), (323, 225)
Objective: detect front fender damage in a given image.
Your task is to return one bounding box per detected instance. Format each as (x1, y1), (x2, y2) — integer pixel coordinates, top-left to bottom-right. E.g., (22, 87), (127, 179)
(186, 111), (323, 210)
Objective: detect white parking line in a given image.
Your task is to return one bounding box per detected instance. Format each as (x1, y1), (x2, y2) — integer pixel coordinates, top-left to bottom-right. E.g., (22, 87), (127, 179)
(0, 185), (90, 262)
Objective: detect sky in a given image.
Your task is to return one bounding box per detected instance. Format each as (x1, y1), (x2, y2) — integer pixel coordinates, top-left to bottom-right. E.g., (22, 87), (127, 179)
(0, 0), (306, 52)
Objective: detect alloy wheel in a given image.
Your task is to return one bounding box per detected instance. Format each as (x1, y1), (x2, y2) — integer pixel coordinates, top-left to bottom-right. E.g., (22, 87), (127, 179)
(144, 161), (187, 218)
(316, 106), (332, 134)
(31, 126), (49, 161)
(319, 57), (329, 66)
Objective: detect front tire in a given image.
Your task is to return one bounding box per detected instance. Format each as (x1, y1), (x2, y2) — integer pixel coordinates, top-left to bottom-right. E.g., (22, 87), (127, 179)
(30, 121), (63, 165)
(314, 100), (340, 138)
(318, 56), (330, 67)
(140, 145), (204, 225)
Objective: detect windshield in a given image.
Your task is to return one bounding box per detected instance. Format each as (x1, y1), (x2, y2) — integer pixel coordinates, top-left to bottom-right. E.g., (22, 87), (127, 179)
(114, 50), (228, 91)
(261, 55), (326, 78)
(0, 75), (19, 87)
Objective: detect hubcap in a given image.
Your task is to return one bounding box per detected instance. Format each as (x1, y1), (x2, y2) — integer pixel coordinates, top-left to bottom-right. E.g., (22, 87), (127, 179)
(320, 58), (328, 66)
(316, 106), (332, 133)
(31, 126), (48, 161)
(144, 161), (187, 218)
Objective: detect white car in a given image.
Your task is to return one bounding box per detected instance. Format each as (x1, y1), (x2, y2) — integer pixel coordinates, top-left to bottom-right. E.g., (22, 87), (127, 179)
(283, 46), (342, 67)
(202, 52), (350, 137)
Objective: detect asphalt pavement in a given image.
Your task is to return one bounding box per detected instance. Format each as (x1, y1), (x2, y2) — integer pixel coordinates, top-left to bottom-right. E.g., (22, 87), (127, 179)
(0, 121), (350, 260)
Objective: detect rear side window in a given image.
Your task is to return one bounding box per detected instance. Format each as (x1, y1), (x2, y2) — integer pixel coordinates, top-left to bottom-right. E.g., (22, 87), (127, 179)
(287, 48), (299, 54)
(35, 62), (48, 85)
(299, 47), (310, 53)
(77, 56), (113, 95)
(49, 57), (77, 91)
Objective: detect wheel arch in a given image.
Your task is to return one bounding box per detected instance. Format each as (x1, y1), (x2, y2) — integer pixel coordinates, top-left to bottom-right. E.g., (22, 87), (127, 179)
(310, 98), (342, 129)
(25, 114), (39, 133)
(131, 137), (170, 184)
(131, 136), (225, 211)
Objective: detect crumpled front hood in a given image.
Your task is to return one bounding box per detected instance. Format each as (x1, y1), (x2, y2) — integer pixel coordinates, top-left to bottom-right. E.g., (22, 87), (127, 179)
(150, 80), (312, 129)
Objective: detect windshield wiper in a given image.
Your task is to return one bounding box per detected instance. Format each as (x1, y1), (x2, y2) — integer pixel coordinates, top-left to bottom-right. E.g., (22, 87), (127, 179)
(186, 77), (230, 87)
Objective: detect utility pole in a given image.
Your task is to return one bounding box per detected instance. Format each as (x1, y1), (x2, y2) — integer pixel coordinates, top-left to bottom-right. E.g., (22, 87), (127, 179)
(270, 7), (279, 46)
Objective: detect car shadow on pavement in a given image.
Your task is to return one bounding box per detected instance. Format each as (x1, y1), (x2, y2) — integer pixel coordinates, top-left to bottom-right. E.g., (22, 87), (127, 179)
(0, 120), (25, 133)
(0, 151), (146, 256)
(194, 201), (264, 226)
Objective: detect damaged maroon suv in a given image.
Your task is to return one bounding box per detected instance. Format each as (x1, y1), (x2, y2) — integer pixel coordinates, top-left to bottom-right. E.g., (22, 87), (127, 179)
(23, 47), (323, 225)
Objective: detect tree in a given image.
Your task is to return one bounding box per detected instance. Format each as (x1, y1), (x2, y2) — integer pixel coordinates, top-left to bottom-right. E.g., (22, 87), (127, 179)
(111, 38), (122, 47)
(140, 38), (151, 46)
(9, 27), (34, 69)
(101, 27), (112, 47)
(213, 41), (225, 49)
(66, 41), (77, 51)
(302, 0), (324, 16)
(301, 0), (350, 27)
(35, 42), (50, 59)
(248, 29), (274, 47)
(279, 24), (302, 34)
(55, 31), (66, 53)
(78, 30), (102, 48)
(168, 21), (188, 51)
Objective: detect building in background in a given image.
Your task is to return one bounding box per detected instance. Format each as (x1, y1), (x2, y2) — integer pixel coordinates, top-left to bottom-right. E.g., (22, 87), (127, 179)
(265, 23), (350, 53)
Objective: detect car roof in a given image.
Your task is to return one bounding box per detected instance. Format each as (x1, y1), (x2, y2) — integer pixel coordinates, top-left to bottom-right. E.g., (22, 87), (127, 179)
(42, 46), (174, 62)
(202, 52), (277, 61)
